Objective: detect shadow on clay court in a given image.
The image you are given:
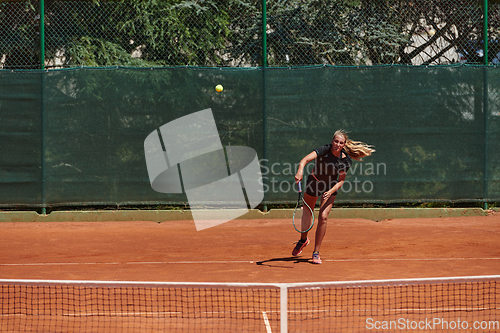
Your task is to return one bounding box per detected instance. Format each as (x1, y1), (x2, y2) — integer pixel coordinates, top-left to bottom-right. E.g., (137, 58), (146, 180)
(256, 256), (312, 268)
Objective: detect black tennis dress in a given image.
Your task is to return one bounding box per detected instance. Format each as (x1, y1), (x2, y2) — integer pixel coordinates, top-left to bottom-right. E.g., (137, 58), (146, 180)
(304, 144), (352, 197)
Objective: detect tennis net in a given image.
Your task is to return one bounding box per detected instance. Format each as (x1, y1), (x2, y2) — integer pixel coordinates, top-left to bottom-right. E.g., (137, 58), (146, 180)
(1, 276), (499, 332)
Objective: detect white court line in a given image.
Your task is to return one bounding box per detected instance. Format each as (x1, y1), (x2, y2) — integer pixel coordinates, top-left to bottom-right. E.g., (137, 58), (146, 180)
(330, 257), (500, 262)
(261, 311), (273, 333)
(1, 258), (500, 266)
(0, 261), (254, 266)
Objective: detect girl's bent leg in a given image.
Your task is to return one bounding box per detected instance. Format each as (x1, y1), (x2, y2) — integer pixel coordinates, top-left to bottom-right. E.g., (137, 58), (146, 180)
(313, 194), (336, 253)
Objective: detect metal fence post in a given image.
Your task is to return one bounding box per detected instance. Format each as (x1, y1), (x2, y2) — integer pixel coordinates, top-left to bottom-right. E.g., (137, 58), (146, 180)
(262, 0), (268, 212)
(40, 0), (45, 70)
(262, 0), (267, 67)
(40, 0), (47, 215)
(483, 69), (489, 211)
(483, 0), (489, 210)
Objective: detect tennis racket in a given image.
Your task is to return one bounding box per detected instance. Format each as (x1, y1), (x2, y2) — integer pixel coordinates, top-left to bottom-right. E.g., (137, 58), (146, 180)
(292, 182), (314, 233)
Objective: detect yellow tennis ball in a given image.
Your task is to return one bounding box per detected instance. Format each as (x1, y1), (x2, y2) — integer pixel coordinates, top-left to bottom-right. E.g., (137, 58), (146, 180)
(215, 84), (223, 92)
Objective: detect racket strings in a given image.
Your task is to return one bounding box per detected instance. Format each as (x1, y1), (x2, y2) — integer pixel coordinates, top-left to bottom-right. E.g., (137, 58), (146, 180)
(293, 197), (314, 233)
(293, 182), (314, 233)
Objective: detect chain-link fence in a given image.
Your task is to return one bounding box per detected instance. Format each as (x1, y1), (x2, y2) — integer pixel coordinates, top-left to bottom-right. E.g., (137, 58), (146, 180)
(2, 1), (500, 210)
(1, 0), (500, 69)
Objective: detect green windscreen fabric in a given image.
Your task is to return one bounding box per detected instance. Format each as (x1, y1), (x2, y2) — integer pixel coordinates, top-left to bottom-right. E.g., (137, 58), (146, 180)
(264, 66), (498, 203)
(42, 67), (264, 206)
(0, 72), (43, 205)
(0, 66), (498, 207)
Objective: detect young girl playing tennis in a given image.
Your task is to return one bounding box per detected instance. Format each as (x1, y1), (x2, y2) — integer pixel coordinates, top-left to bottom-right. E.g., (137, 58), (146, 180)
(292, 130), (375, 264)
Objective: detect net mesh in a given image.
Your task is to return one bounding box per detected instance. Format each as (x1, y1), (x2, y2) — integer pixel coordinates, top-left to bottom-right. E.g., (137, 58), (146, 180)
(1, 277), (499, 332)
(288, 280), (500, 332)
(1, 282), (281, 333)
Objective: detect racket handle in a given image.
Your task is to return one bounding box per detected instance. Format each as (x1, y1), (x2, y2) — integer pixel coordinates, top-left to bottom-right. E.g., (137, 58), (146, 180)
(297, 181), (302, 193)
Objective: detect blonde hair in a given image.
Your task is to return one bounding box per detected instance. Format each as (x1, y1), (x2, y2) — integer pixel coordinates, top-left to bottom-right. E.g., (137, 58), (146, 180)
(333, 129), (375, 160)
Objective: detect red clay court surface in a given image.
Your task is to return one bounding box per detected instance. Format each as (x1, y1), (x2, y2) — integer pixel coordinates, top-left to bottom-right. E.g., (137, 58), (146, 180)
(0, 212), (499, 283)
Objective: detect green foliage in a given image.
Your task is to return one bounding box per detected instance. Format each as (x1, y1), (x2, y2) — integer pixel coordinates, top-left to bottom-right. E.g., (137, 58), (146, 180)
(0, 1), (39, 69)
(350, 2), (412, 65)
(116, 0), (232, 66)
(55, 0), (234, 67)
(66, 37), (153, 67)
